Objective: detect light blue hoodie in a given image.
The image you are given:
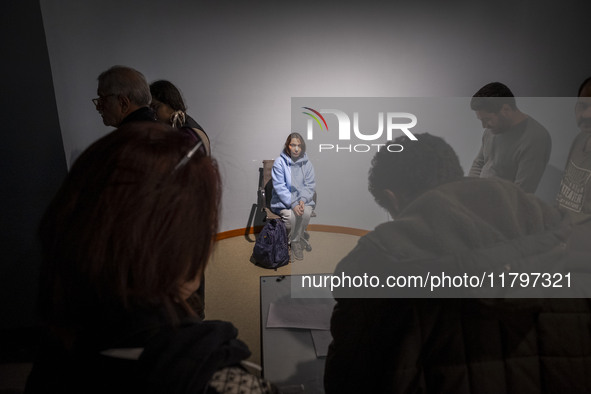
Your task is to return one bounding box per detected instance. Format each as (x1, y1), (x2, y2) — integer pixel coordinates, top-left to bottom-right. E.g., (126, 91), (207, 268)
(270, 151), (316, 214)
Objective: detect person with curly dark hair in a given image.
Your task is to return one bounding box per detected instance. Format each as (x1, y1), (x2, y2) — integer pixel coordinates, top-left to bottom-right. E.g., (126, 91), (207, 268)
(25, 122), (277, 394)
(368, 133), (464, 216)
(325, 133), (591, 393)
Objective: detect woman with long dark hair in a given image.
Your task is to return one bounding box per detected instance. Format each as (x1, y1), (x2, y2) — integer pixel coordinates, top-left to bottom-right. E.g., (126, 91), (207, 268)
(26, 122), (276, 393)
(150, 80), (210, 156)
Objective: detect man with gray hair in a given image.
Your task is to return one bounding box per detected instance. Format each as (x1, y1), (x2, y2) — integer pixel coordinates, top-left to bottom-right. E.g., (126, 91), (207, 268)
(93, 65), (156, 127)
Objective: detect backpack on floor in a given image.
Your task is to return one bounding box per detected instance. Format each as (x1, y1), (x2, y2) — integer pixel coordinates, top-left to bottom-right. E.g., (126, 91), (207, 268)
(251, 219), (289, 269)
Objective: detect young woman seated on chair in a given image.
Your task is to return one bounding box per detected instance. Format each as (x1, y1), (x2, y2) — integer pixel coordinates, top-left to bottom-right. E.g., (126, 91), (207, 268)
(270, 132), (316, 260)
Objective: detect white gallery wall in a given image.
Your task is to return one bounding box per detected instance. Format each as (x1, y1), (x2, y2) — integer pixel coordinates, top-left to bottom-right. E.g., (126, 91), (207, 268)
(40, 0), (591, 232)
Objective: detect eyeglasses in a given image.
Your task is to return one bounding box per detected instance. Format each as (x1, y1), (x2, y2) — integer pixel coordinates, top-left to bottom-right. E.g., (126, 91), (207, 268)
(92, 94), (116, 107)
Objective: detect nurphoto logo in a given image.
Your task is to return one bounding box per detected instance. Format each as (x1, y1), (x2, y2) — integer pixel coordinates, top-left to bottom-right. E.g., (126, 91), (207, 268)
(302, 107), (418, 153)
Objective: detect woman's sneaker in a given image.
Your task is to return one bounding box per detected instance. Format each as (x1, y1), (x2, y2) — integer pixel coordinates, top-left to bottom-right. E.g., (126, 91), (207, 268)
(292, 241), (304, 260)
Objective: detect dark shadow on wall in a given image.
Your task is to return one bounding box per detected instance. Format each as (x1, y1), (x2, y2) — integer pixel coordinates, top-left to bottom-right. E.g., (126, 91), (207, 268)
(0, 0), (67, 360)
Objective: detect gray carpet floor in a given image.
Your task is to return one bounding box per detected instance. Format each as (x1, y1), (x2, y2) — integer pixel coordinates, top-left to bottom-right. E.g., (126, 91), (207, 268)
(204, 231), (360, 367)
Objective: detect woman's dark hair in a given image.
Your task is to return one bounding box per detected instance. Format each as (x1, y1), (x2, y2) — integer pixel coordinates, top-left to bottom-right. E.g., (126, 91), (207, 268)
(150, 80), (187, 112)
(368, 133), (464, 211)
(38, 122), (221, 332)
(282, 132), (307, 157)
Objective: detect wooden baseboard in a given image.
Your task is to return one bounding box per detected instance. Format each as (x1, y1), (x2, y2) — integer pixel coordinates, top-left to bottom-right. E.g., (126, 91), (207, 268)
(215, 224), (369, 241)
(306, 224), (369, 236)
(215, 227), (263, 240)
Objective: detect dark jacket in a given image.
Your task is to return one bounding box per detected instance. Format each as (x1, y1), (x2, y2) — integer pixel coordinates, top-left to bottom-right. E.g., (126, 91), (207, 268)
(25, 305), (275, 394)
(325, 177), (591, 393)
(119, 107), (157, 125)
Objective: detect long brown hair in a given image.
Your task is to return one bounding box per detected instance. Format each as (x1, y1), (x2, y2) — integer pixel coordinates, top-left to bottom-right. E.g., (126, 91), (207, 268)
(282, 132), (306, 157)
(38, 122), (221, 332)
